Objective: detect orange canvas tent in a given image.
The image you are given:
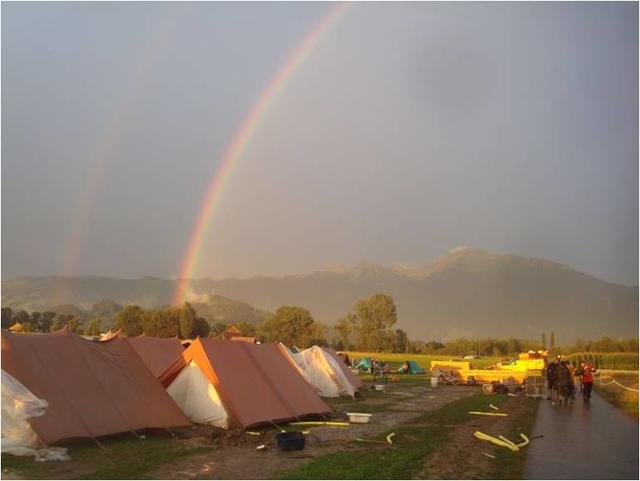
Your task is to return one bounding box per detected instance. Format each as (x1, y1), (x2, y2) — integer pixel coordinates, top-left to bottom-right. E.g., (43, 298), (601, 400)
(160, 339), (331, 428)
(125, 335), (185, 378)
(1, 328), (190, 445)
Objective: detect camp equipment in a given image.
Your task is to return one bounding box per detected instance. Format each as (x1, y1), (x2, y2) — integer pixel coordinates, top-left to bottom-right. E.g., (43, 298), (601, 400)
(347, 413), (372, 423)
(276, 431), (306, 451)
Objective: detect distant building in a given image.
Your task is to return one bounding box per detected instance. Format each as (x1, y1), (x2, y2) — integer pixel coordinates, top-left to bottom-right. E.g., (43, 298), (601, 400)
(222, 324), (255, 343)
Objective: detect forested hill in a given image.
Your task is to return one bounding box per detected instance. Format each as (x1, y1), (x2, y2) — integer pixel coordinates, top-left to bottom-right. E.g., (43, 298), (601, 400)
(2, 249), (637, 342)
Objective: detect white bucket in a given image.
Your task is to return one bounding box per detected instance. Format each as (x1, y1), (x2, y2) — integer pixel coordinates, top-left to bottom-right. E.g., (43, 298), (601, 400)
(431, 377), (438, 388)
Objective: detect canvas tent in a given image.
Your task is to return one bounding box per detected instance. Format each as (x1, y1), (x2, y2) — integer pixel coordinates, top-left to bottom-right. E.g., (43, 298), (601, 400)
(1, 328), (190, 444)
(160, 339), (331, 428)
(125, 335), (185, 378)
(290, 346), (362, 397)
(324, 348), (363, 391)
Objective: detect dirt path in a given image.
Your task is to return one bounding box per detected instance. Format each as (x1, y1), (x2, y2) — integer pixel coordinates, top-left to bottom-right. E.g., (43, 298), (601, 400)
(149, 384), (477, 479)
(523, 391), (639, 479)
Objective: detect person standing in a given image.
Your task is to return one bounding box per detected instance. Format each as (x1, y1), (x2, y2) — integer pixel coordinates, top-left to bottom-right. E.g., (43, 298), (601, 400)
(546, 356), (560, 400)
(579, 361), (597, 401)
(567, 361), (577, 400)
(556, 360), (572, 405)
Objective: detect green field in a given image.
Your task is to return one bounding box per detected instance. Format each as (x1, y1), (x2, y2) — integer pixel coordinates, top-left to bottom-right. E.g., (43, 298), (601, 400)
(594, 373), (639, 417)
(346, 351), (502, 370)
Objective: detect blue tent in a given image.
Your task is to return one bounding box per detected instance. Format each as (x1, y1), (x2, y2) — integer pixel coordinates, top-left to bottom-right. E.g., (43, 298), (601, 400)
(398, 360), (425, 374)
(354, 358), (373, 372)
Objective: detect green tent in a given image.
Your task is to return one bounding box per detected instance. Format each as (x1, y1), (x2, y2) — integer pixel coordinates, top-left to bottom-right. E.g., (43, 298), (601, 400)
(354, 358), (373, 371)
(398, 360), (425, 374)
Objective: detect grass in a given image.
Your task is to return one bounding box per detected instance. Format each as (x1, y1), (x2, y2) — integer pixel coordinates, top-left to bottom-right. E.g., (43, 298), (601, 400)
(278, 393), (511, 479)
(346, 351), (501, 370)
(594, 373), (639, 417)
(1, 434), (213, 480)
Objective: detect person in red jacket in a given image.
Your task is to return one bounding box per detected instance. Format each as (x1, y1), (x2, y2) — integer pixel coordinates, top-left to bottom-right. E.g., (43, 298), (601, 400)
(579, 361), (597, 401)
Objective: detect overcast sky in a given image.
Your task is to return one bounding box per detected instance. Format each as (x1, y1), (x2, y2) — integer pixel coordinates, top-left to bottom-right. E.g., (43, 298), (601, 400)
(2, 2), (638, 285)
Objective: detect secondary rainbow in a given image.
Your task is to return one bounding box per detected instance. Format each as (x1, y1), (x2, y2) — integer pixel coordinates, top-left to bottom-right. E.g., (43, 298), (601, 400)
(175, 3), (348, 305)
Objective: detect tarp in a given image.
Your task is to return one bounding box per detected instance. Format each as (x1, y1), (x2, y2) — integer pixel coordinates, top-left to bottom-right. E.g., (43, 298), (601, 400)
(290, 347), (362, 397)
(1, 370), (70, 461)
(1, 370), (48, 453)
(160, 339), (331, 428)
(125, 335), (184, 378)
(1, 328), (190, 444)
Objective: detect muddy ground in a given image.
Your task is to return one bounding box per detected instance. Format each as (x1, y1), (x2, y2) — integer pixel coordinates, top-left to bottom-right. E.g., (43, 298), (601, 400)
(149, 382), (477, 479)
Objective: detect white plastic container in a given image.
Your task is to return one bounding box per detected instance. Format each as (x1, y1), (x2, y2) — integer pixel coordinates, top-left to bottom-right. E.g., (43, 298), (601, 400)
(346, 412), (372, 424)
(431, 377), (438, 388)
(374, 384), (385, 391)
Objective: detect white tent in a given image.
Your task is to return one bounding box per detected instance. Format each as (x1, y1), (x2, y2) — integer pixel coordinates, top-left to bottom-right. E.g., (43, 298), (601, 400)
(166, 361), (229, 429)
(290, 346), (356, 398)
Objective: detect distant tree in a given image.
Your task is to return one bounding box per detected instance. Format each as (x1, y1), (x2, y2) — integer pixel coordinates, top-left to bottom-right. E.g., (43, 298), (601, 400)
(1, 307), (14, 329)
(210, 322), (229, 338)
(40, 312), (56, 332)
(154, 308), (180, 338)
(84, 318), (102, 337)
(115, 305), (144, 336)
(394, 329), (409, 353)
(92, 300), (123, 321)
(259, 306), (315, 347)
(236, 321), (257, 337)
(194, 317), (211, 338)
(13, 310), (30, 325)
(549, 332), (555, 350)
(352, 293), (398, 352)
(178, 302), (198, 339)
(50, 319), (63, 331)
(335, 314), (354, 350)
(67, 318), (82, 334)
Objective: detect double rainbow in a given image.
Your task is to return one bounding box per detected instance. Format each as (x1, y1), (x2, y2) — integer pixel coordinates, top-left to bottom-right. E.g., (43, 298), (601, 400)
(174, 3), (348, 304)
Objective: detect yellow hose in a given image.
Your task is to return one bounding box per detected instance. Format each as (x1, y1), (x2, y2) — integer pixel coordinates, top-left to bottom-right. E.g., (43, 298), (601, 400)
(498, 435), (520, 451)
(468, 411), (508, 417)
(474, 431), (519, 452)
(516, 433), (530, 448)
(288, 421), (350, 427)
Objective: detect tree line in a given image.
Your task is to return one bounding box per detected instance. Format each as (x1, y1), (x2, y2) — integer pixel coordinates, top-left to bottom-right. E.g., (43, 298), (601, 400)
(2, 293), (637, 357)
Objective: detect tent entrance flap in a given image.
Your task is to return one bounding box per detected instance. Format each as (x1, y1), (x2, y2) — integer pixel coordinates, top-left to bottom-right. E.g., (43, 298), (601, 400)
(167, 361), (229, 428)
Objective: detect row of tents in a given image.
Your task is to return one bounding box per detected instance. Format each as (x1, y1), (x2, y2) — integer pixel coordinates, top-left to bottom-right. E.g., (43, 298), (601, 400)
(1, 327), (362, 452)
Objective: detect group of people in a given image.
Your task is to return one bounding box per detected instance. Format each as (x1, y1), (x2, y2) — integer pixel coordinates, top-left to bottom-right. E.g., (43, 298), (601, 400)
(546, 356), (597, 405)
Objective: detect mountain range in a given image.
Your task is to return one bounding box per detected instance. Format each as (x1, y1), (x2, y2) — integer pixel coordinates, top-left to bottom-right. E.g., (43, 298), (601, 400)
(2, 248), (637, 342)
